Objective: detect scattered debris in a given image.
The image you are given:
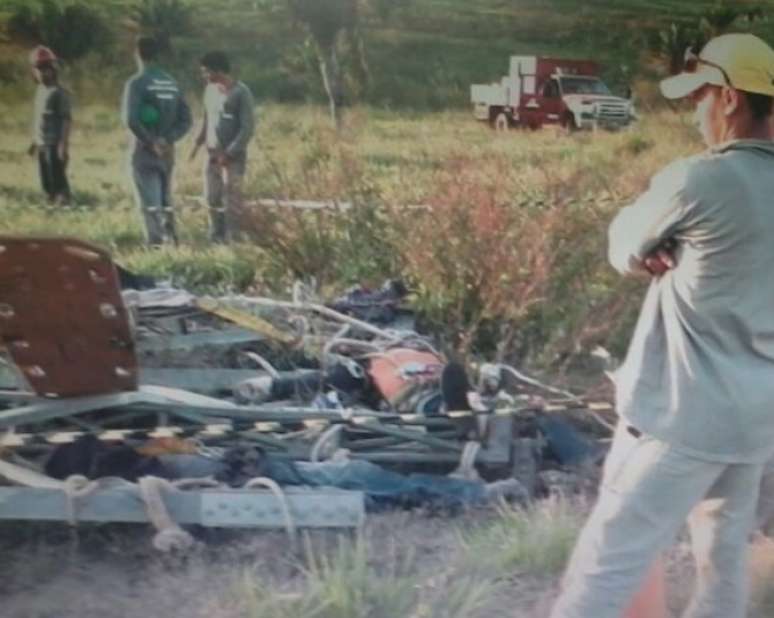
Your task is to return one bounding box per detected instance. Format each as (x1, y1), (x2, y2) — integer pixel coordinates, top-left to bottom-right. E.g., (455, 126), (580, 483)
(0, 236), (615, 549)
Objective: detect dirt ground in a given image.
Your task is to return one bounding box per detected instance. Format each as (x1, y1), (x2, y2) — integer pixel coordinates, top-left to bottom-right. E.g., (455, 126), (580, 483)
(0, 509), (554, 618)
(1, 509), (774, 618)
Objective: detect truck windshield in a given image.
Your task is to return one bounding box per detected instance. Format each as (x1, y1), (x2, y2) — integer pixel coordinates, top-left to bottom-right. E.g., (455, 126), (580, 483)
(559, 77), (610, 96)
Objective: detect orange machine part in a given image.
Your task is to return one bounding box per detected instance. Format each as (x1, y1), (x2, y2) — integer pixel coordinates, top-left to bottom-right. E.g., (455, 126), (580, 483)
(0, 237), (137, 397)
(367, 348), (443, 404)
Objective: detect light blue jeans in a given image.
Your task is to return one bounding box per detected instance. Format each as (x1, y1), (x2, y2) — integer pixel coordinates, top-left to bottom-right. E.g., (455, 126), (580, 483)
(130, 149), (176, 245)
(550, 422), (763, 618)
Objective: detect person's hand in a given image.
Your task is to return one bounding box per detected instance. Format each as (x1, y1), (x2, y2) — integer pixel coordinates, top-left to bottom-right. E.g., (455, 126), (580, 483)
(215, 150), (230, 167)
(27, 143), (37, 157)
(151, 138), (170, 158)
(57, 142), (68, 163)
(643, 246), (676, 276)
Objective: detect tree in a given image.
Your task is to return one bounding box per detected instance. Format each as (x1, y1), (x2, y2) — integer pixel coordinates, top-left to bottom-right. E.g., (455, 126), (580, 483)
(285, 0), (368, 128)
(699, 1), (764, 38)
(656, 22), (705, 76)
(654, 3), (765, 77)
(5, 0), (110, 64)
(126, 0), (194, 56)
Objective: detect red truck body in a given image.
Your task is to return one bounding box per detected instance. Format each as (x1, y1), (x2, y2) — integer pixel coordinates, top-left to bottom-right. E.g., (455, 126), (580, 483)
(471, 56), (634, 131)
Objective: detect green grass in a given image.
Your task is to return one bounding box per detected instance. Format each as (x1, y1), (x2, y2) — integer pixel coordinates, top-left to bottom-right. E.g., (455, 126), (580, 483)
(234, 504), (581, 618)
(0, 100), (703, 361)
(459, 498), (585, 576)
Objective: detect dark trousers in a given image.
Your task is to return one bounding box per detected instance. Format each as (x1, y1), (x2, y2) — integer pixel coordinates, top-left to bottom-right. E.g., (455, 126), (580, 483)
(38, 145), (70, 202)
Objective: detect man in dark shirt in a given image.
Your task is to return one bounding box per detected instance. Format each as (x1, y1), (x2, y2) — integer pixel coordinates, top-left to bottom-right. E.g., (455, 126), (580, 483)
(191, 51), (255, 243)
(27, 46), (71, 206)
(122, 36), (192, 246)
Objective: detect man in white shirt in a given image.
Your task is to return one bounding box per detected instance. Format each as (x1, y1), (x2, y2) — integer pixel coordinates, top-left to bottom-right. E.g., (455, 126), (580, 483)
(191, 51), (255, 243)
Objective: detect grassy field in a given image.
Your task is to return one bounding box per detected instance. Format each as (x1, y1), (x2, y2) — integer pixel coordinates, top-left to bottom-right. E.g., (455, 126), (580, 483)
(0, 500), (583, 618)
(3, 499), (774, 617)
(0, 99), (702, 364)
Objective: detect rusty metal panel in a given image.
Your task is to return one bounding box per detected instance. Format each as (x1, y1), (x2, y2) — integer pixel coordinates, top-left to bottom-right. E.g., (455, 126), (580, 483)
(0, 237), (137, 397)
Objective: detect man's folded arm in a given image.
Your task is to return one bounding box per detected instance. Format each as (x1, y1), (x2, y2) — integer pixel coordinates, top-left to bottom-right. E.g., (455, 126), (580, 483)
(608, 161), (696, 276)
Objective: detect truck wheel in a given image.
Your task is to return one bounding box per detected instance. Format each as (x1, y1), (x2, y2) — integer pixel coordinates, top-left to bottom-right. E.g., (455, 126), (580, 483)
(562, 113), (578, 133)
(494, 112), (511, 132)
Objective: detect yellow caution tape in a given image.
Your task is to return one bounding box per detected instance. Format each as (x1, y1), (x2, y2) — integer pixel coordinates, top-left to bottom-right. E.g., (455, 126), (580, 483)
(302, 419), (329, 429)
(201, 424), (232, 436)
(148, 426), (183, 438)
(447, 410), (473, 418)
(195, 298), (297, 345)
(588, 402), (614, 411)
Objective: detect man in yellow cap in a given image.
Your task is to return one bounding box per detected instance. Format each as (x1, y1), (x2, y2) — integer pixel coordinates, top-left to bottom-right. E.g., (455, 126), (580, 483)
(550, 33), (774, 618)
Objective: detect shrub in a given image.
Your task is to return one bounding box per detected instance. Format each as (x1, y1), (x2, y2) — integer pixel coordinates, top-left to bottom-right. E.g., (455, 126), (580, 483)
(6, 0), (111, 64)
(387, 155), (562, 358)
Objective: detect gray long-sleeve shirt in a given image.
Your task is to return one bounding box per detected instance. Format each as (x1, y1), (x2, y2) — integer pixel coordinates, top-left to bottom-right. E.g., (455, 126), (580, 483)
(32, 84), (71, 147)
(121, 65), (191, 155)
(609, 139), (774, 463)
(196, 81), (255, 157)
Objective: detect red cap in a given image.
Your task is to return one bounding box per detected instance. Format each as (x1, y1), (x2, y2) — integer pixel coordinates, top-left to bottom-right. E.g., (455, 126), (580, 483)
(29, 45), (57, 68)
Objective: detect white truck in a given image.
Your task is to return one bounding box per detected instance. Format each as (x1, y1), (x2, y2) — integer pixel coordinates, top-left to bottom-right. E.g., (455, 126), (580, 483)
(471, 56), (636, 131)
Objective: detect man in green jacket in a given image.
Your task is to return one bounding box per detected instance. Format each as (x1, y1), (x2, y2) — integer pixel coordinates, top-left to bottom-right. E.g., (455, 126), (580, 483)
(122, 36), (192, 246)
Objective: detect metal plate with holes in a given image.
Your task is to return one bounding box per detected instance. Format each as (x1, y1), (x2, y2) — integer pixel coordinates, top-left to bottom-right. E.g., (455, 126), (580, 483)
(200, 489), (365, 527)
(0, 237), (137, 397)
(0, 486), (365, 529)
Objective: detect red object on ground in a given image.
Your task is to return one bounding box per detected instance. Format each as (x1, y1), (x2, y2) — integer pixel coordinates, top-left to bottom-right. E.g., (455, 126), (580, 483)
(367, 348), (443, 404)
(623, 557), (667, 618)
(29, 45), (57, 67)
(0, 237), (137, 397)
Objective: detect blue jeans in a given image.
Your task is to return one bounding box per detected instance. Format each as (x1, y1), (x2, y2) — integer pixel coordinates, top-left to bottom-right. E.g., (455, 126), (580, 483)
(267, 459), (487, 510)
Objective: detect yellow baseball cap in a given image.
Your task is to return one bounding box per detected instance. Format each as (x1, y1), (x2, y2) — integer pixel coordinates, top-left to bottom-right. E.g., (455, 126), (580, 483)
(660, 33), (774, 99)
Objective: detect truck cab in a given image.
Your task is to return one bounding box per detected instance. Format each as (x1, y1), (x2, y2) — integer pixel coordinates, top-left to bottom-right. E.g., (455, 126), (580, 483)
(471, 56), (635, 131)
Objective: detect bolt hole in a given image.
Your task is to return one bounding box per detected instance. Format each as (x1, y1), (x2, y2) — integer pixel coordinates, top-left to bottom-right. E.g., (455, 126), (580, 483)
(100, 303), (118, 318)
(64, 246), (101, 261)
(26, 365), (46, 378)
(89, 269), (107, 284)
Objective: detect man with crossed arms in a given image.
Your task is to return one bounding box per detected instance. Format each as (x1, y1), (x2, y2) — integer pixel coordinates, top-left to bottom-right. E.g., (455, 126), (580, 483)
(550, 33), (774, 618)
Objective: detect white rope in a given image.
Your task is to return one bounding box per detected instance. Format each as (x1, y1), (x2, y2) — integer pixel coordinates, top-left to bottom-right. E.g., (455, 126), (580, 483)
(63, 474), (101, 526)
(243, 477), (297, 548)
(138, 476), (196, 552)
(498, 363), (581, 402)
(310, 425), (344, 462)
(243, 351), (280, 379)
(449, 441), (481, 481)
(381, 332), (441, 356)
(323, 337), (381, 359)
(288, 314), (310, 343)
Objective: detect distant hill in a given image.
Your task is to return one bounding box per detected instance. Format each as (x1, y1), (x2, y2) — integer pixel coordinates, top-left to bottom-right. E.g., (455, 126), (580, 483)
(3, 0), (774, 108)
